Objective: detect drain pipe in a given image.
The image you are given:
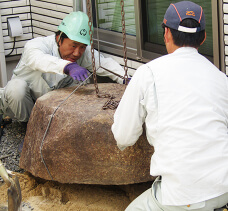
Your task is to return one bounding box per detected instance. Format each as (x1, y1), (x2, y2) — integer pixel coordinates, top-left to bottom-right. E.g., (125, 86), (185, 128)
(0, 12), (7, 87)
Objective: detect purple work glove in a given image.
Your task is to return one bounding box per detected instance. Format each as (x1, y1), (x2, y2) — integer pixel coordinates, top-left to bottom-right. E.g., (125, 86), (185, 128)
(123, 77), (131, 84)
(64, 63), (89, 81)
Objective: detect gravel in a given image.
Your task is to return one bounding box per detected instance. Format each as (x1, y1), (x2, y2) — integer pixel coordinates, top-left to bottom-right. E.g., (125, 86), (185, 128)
(0, 120), (27, 182)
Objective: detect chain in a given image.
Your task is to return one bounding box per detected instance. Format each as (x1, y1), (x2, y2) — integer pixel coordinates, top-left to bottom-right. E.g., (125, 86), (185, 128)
(120, 0), (128, 86)
(40, 73), (93, 181)
(102, 96), (120, 110)
(86, 0), (120, 109)
(87, 0), (99, 96)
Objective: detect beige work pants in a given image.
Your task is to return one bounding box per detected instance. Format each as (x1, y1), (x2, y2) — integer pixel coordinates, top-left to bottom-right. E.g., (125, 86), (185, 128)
(125, 177), (228, 211)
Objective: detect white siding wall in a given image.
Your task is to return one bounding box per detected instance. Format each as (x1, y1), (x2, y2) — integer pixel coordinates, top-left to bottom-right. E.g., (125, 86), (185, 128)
(30, 0), (73, 37)
(0, 0), (33, 56)
(224, 0), (228, 74)
(0, 0), (73, 57)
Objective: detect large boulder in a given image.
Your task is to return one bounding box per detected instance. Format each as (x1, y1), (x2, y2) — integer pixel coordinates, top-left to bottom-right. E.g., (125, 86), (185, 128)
(19, 83), (155, 185)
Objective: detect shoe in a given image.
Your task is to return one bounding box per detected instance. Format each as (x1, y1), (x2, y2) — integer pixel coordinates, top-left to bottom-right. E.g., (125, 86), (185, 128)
(3, 116), (12, 126)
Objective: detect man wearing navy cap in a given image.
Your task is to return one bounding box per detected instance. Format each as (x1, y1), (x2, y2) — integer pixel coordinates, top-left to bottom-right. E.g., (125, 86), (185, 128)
(112, 1), (228, 210)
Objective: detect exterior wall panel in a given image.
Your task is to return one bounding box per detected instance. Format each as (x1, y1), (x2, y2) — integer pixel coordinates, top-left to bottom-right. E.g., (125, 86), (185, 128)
(30, 0), (73, 37)
(0, 0), (73, 57)
(0, 0), (32, 57)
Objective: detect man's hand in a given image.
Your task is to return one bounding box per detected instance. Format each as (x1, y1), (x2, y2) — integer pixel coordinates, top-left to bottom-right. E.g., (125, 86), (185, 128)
(64, 63), (89, 81)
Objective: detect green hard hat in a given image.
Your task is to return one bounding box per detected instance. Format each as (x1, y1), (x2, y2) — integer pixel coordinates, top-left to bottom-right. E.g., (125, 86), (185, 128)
(58, 11), (93, 45)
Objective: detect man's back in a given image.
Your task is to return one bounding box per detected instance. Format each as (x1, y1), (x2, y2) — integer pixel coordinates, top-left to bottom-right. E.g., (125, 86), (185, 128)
(112, 1), (228, 210)
(144, 47), (228, 205)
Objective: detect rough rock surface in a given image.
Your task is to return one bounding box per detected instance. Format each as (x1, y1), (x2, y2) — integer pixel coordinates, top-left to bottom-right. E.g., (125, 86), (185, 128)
(19, 83), (154, 185)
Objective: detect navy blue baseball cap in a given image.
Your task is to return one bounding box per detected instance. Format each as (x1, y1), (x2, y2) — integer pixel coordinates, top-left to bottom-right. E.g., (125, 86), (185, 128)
(163, 1), (205, 33)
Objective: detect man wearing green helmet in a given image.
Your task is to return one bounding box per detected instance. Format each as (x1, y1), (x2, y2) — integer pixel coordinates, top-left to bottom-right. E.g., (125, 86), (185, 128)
(0, 11), (127, 124)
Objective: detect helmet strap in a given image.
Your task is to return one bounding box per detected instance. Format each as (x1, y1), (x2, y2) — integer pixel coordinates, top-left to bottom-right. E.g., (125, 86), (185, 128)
(57, 31), (63, 47)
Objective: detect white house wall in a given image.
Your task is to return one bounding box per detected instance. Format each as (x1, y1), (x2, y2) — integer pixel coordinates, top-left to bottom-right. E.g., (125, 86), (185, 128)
(30, 0), (73, 37)
(0, 0), (73, 57)
(0, 0), (33, 56)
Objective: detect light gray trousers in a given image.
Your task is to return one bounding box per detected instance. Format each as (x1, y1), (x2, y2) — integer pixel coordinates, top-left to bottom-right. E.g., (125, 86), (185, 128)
(125, 177), (228, 211)
(0, 77), (76, 122)
(0, 79), (34, 122)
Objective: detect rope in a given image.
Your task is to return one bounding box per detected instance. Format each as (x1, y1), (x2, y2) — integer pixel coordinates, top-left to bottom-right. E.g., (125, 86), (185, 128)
(40, 73), (93, 181)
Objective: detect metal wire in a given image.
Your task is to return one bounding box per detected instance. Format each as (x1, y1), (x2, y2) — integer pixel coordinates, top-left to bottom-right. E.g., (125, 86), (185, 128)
(40, 1), (129, 178)
(40, 0), (128, 180)
(40, 73), (93, 181)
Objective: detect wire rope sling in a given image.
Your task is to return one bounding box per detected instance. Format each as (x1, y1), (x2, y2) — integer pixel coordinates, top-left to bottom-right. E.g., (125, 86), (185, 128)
(39, 0), (130, 180)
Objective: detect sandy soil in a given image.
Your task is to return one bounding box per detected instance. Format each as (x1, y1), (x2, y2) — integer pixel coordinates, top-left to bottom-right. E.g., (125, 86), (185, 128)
(0, 172), (152, 211)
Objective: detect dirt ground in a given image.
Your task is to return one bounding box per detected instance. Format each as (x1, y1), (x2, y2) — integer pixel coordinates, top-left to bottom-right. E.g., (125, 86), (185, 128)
(0, 171), (152, 211)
